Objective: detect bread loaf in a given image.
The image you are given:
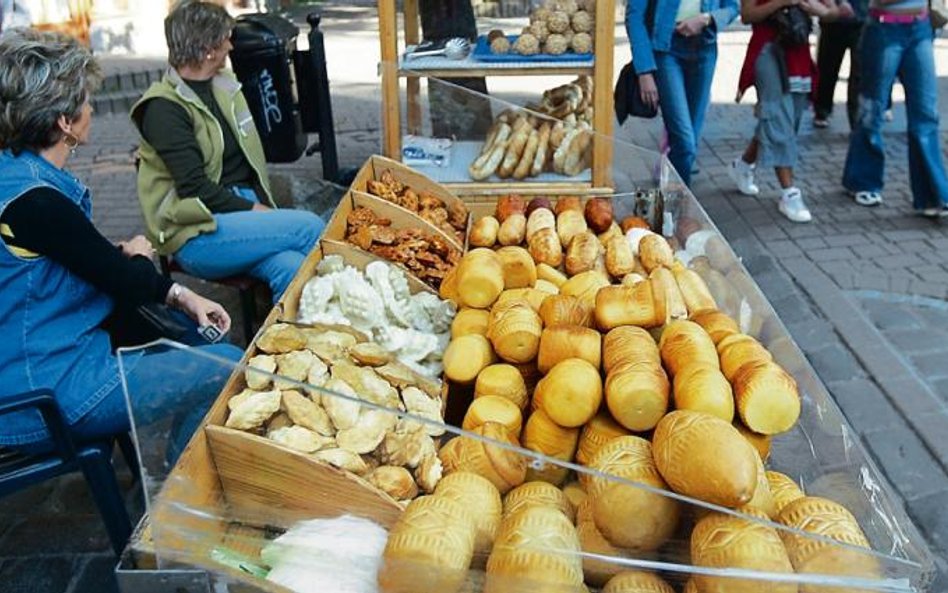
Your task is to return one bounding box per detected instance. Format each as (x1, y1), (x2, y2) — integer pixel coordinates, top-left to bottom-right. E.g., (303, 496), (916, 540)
(494, 287), (549, 313)
(451, 308), (491, 338)
(498, 213), (527, 246)
(536, 262), (568, 287)
(740, 449), (776, 519)
(602, 326), (660, 374)
(556, 209), (588, 248)
(525, 197), (553, 217)
(439, 422), (526, 494)
(457, 248), (505, 309)
(602, 572), (676, 593)
(526, 207), (556, 242)
(475, 364), (529, 409)
(539, 294), (593, 329)
(735, 421), (772, 462)
(534, 358), (602, 427)
(638, 234), (674, 272)
(594, 282), (660, 330)
(717, 334), (773, 381)
(605, 235), (636, 278)
(672, 364), (734, 422)
(586, 436), (679, 551)
(691, 512), (795, 593)
(379, 495), (477, 593)
(691, 310), (740, 345)
(766, 471), (805, 515)
(521, 408), (580, 485)
(732, 361), (800, 435)
(565, 231), (601, 277)
(576, 410), (629, 465)
(502, 481), (574, 523)
(605, 365), (669, 432)
(495, 195), (526, 222)
(439, 265), (460, 304)
(584, 197), (614, 234)
(470, 216), (500, 248)
(487, 299), (543, 364)
(496, 246), (538, 289)
(560, 270), (610, 308)
(537, 325), (602, 373)
(554, 196), (583, 215)
(672, 264), (717, 315)
(528, 227), (564, 268)
(650, 267), (688, 323)
(434, 472), (503, 556)
(777, 496), (880, 589)
(577, 515), (631, 587)
(533, 279), (559, 294)
(463, 395), (524, 440)
(658, 320), (719, 376)
(652, 410), (759, 507)
(444, 334), (496, 384)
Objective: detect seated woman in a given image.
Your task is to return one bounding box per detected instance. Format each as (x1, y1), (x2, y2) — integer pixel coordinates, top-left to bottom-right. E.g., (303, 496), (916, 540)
(132, 0), (325, 302)
(0, 29), (243, 461)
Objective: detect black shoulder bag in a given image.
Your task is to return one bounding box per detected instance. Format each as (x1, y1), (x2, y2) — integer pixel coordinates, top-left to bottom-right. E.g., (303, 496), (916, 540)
(770, 6), (812, 46)
(614, 0), (659, 123)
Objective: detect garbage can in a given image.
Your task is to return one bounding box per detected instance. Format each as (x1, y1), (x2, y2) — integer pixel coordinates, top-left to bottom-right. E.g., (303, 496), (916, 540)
(229, 13), (307, 163)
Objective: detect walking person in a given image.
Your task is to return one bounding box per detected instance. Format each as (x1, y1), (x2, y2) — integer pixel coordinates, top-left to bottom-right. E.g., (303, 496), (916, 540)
(841, 1), (948, 215)
(728, 0), (845, 223)
(813, 0), (864, 129)
(626, 0), (740, 187)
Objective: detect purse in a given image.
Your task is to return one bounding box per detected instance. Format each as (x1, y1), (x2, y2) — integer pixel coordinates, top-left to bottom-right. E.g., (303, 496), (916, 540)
(102, 302), (190, 350)
(770, 6), (812, 46)
(614, 61), (659, 124)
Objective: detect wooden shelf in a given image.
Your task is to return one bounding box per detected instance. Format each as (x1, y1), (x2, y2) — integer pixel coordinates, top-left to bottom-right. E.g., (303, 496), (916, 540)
(378, 0), (615, 190)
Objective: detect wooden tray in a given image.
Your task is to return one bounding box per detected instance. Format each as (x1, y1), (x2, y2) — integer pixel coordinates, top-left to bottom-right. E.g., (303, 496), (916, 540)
(350, 155), (471, 247)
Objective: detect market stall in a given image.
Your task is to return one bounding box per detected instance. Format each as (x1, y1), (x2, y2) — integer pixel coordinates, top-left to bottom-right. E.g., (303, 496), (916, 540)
(114, 15), (935, 589)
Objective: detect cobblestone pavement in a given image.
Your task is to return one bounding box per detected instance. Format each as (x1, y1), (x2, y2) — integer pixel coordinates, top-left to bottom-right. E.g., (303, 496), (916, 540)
(0, 7), (946, 592)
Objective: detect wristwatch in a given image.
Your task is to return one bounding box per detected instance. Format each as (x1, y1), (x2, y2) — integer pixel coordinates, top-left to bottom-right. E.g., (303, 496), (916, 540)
(167, 283), (183, 307)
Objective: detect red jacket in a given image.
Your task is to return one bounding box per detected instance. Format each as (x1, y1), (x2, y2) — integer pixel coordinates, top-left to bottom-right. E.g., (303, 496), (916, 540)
(737, 3), (818, 102)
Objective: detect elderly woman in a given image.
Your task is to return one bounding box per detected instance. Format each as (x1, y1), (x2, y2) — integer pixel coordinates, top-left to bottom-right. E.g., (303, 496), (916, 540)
(0, 30), (242, 459)
(132, 0), (324, 302)
(626, 0), (739, 187)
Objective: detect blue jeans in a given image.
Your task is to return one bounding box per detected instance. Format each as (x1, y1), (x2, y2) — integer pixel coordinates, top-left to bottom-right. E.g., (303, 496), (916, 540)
(19, 343), (243, 464)
(654, 31), (718, 187)
(842, 18), (948, 209)
(175, 205), (325, 303)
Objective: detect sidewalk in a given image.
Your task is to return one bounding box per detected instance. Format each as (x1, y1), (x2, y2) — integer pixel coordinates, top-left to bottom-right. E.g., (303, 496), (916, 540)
(0, 8), (946, 591)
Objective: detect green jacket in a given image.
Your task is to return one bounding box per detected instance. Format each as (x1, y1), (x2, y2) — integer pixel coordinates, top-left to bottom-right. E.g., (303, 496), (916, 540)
(131, 68), (276, 255)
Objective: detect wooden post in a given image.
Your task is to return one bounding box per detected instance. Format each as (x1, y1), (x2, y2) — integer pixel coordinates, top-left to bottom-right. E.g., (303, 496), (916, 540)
(592, 0), (615, 189)
(404, 0), (422, 135)
(378, 0), (402, 159)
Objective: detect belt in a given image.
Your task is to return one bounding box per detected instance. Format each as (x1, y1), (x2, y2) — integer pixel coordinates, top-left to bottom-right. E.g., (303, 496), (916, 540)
(869, 8), (929, 23)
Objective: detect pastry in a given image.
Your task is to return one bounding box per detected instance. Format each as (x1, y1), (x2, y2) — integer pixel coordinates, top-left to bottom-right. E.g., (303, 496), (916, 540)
(537, 325), (602, 372)
(526, 207), (556, 242)
(531, 122), (552, 177)
(534, 358), (602, 427)
(457, 248), (505, 309)
(594, 282), (660, 330)
(602, 326), (660, 374)
(672, 364), (734, 422)
(439, 422), (527, 494)
(528, 227), (564, 267)
(539, 294), (593, 328)
(602, 572), (676, 593)
(475, 363), (530, 409)
(502, 481), (574, 523)
(556, 208), (588, 249)
(470, 216), (500, 248)
(451, 308), (491, 338)
(565, 231), (601, 276)
(463, 395), (524, 440)
(575, 410), (629, 465)
(487, 299), (543, 364)
(732, 361), (800, 435)
(443, 334), (496, 384)
(434, 471), (503, 556)
(498, 212), (527, 246)
(520, 408), (580, 485)
(604, 365), (669, 432)
(658, 320), (719, 376)
(496, 246), (538, 289)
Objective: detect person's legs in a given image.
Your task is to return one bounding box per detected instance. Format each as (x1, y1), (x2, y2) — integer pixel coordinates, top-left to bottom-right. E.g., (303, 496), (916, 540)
(815, 22), (850, 122)
(842, 21), (904, 194)
(174, 209), (324, 300)
(70, 343), (243, 463)
(846, 24), (865, 131)
(655, 51), (696, 187)
(684, 42), (717, 159)
(899, 20), (948, 210)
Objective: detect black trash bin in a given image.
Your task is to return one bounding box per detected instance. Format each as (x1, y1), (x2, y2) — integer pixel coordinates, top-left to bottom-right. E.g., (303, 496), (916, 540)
(229, 13), (307, 163)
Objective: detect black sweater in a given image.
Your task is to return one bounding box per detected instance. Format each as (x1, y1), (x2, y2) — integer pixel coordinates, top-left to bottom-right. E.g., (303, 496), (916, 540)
(1, 187), (173, 306)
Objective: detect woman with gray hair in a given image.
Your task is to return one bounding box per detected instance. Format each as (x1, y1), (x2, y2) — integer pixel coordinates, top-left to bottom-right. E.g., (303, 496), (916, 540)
(0, 29), (242, 460)
(133, 0), (325, 302)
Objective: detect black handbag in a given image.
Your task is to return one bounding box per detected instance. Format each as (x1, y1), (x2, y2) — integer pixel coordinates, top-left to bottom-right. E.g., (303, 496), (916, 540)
(770, 6), (812, 46)
(614, 61), (659, 124)
(102, 302), (190, 350)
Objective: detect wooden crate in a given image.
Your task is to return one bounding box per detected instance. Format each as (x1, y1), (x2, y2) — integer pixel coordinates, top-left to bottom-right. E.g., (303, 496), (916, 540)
(277, 239), (434, 323)
(349, 155), (472, 250)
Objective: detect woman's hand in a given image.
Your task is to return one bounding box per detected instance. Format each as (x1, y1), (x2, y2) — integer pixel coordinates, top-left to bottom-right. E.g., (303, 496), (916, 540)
(638, 73), (659, 110)
(675, 13), (711, 36)
(171, 284), (232, 334)
(251, 203), (271, 212)
(118, 235), (155, 260)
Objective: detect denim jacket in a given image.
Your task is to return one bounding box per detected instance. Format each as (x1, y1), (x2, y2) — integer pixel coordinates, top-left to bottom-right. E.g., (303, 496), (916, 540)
(0, 150), (132, 445)
(626, 0), (740, 74)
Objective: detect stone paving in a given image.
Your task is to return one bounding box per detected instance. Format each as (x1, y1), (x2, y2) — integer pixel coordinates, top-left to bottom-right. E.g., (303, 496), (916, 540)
(0, 6), (947, 592)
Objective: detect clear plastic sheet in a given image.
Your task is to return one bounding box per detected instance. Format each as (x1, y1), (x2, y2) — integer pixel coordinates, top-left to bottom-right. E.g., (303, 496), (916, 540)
(116, 73), (934, 592)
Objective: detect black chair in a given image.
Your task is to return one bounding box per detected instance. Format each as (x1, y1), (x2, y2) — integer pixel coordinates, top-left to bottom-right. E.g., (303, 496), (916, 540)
(0, 389), (138, 556)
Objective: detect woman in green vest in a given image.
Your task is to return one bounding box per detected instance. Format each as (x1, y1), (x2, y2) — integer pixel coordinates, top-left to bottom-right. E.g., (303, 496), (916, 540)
(132, 0), (324, 302)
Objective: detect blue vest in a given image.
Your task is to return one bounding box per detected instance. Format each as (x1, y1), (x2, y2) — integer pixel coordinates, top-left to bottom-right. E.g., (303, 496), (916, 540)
(0, 150), (131, 445)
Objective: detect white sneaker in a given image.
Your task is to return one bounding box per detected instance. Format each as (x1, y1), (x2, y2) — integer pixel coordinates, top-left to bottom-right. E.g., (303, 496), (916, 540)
(778, 187), (812, 223)
(729, 157), (759, 196)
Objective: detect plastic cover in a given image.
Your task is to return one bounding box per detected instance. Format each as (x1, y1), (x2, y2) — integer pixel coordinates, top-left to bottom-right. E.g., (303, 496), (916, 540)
(117, 74), (935, 593)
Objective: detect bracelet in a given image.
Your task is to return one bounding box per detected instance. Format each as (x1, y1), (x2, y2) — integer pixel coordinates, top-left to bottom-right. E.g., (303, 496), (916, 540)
(167, 283), (183, 308)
